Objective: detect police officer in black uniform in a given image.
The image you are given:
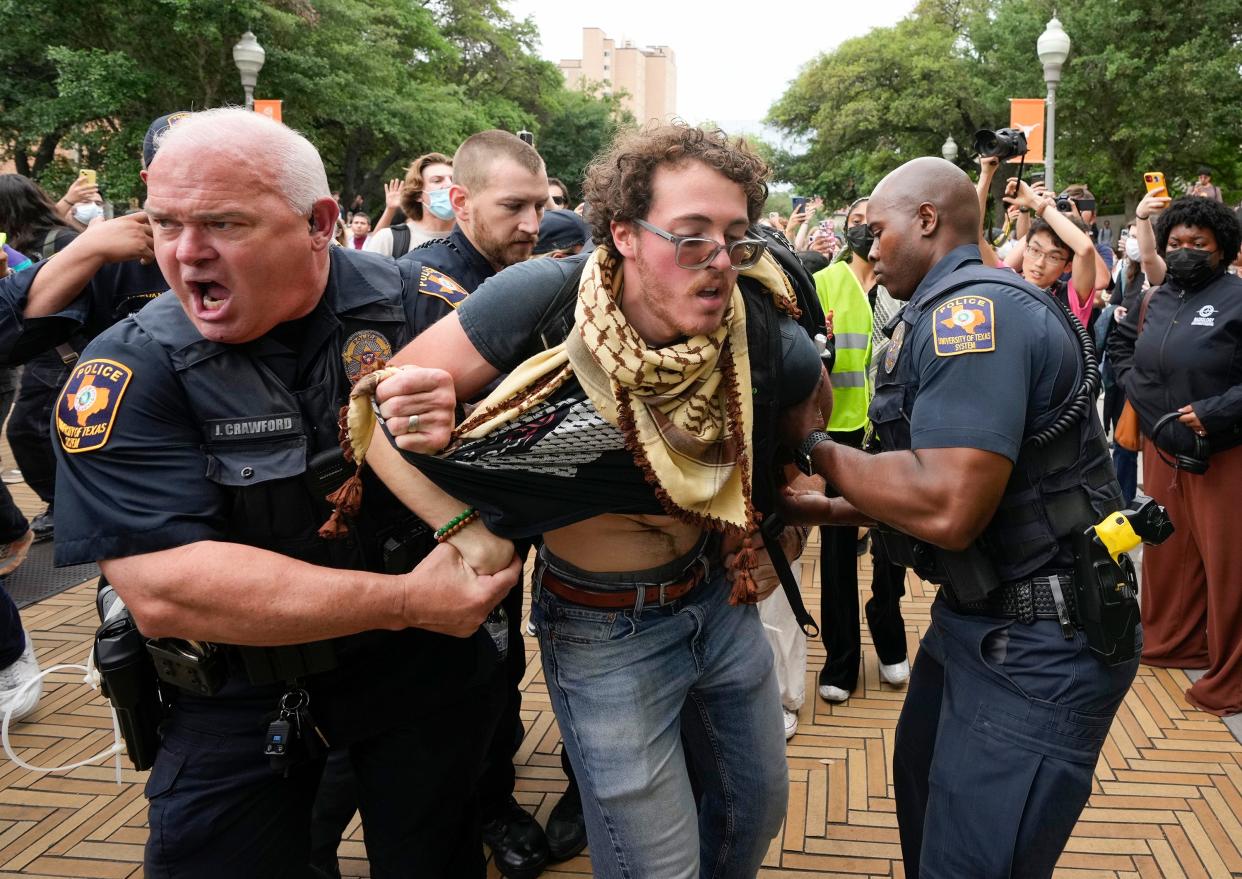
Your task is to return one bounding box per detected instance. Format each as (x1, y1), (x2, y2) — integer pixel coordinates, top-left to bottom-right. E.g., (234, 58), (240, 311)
(781, 158), (1138, 878)
(51, 108), (519, 879)
(397, 129), (560, 878)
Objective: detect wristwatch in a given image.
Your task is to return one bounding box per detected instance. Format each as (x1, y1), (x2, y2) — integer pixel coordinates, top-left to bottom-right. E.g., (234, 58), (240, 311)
(795, 429), (832, 476)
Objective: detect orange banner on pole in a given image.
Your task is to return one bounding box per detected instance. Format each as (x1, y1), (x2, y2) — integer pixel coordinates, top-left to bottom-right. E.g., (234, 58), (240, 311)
(254, 99), (283, 122)
(1008, 99), (1045, 164)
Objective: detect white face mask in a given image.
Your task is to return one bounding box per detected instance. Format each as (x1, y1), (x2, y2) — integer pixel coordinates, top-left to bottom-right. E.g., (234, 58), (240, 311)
(1125, 237), (1141, 261)
(72, 202), (104, 224)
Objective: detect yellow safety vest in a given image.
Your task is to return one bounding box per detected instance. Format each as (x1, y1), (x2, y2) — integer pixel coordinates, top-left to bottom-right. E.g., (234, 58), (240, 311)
(813, 261), (873, 432)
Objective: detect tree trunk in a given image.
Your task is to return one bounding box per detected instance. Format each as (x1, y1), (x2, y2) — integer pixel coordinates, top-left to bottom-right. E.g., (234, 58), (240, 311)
(31, 130), (66, 177)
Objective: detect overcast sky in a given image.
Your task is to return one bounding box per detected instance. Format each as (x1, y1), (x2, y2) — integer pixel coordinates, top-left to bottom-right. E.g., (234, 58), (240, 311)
(507, 0), (918, 139)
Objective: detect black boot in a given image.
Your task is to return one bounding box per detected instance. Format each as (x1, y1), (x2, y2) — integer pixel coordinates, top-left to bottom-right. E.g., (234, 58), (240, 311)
(481, 796), (549, 879)
(544, 781), (587, 863)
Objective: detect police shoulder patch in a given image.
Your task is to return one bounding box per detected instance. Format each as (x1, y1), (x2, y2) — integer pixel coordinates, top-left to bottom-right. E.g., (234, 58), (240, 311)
(342, 330), (393, 382)
(56, 358), (134, 453)
(418, 266), (469, 307)
(932, 295), (996, 357)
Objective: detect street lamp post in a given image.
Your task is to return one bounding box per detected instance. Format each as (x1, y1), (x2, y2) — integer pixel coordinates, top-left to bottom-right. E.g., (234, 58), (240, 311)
(232, 30), (266, 111)
(1038, 17), (1071, 193)
(941, 135), (958, 164)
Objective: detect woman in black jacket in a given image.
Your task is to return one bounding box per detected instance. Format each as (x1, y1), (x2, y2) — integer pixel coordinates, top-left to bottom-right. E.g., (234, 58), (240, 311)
(1108, 196), (1242, 716)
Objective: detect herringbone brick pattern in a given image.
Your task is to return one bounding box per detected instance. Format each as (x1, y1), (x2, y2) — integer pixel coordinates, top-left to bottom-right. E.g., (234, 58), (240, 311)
(3, 532), (1240, 878)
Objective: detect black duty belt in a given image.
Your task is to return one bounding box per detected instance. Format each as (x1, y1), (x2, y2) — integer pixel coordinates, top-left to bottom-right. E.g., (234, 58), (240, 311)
(952, 572), (1079, 632)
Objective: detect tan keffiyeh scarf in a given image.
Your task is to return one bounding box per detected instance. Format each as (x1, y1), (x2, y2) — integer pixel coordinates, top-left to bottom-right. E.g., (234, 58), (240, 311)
(453, 246), (799, 535)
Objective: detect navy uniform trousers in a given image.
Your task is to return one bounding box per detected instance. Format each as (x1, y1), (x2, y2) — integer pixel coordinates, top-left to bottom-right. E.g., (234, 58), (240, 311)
(893, 595), (1139, 878)
(148, 673), (505, 879)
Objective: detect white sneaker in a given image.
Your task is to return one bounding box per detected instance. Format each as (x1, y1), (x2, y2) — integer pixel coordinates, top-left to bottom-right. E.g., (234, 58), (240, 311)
(880, 659), (910, 686)
(783, 708), (798, 740)
(0, 634), (42, 722)
(818, 684), (850, 703)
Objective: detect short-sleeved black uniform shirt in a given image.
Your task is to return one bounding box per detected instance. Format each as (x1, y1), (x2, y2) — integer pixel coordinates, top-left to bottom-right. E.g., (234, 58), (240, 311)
(52, 248), (422, 565)
(874, 245), (1080, 463)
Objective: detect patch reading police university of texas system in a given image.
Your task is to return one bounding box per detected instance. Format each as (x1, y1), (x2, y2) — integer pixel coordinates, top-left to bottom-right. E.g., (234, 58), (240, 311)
(56, 358), (133, 453)
(932, 295), (996, 357)
(418, 266), (469, 307)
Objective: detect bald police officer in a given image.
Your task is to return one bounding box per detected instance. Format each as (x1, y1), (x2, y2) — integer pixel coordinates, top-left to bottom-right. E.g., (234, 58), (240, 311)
(51, 108), (518, 878)
(781, 158), (1135, 878)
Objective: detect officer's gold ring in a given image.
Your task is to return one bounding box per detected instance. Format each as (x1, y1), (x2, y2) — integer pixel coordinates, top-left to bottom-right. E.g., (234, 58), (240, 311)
(406, 413), (420, 434)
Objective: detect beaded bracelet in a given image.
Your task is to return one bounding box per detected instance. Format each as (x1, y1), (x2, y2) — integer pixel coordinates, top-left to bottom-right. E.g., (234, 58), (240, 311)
(434, 507), (479, 543)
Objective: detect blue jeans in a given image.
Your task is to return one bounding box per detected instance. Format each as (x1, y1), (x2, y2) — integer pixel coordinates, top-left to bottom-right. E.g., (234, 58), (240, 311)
(893, 596), (1139, 878)
(532, 549), (788, 879)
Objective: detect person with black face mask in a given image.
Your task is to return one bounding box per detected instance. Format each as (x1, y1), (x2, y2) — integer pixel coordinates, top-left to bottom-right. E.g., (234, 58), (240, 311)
(1108, 195), (1242, 717)
(809, 197), (910, 706)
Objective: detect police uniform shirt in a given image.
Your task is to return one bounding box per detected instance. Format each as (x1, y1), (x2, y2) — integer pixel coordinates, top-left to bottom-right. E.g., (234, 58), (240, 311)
(0, 251), (167, 365)
(397, 225), (495, 326)
(874, 244), (1080, 464)
(51, 248), (418, 567)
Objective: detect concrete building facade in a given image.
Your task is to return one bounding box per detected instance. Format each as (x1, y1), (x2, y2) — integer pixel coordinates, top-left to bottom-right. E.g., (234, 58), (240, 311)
(558, 27), (676, 123)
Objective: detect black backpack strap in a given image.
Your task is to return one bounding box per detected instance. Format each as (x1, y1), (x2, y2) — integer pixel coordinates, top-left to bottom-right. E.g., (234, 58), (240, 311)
(534, 259), (588, 350)
(41, 229), (60, 261)
(760, 515), (820, 637)
(390, 224), (411, 258)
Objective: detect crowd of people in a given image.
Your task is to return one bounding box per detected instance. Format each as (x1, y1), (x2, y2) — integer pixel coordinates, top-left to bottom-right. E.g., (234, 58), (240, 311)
(0, 102), (1237, 879)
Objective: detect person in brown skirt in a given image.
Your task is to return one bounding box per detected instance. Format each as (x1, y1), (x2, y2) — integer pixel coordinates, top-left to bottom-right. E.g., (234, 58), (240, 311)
(1108, 195), (1242, 716)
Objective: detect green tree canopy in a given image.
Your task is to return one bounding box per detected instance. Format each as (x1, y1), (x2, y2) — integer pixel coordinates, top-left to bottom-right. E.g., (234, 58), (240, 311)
(767, 0), (1242, 213)
(0, 0), (625, 213)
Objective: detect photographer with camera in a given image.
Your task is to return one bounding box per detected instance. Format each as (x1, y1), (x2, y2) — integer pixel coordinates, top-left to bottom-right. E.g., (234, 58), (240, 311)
(1108, 196), (1242, 717)
(995, 177), (1097, 327)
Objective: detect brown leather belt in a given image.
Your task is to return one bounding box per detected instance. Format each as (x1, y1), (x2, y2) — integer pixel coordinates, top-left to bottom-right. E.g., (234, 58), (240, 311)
(538, 559), (708, 609)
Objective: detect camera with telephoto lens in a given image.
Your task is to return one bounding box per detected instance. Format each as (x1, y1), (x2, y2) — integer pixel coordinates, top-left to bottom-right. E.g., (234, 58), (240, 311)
(972, 128), (1028, 161)
(1055, 193), (1096, 214)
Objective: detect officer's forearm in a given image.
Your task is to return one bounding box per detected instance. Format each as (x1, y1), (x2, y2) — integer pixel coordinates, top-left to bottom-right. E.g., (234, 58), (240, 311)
(101, 542), (405, 645)
(25, 254), (95, 318)
(809, 441), (1010, 551)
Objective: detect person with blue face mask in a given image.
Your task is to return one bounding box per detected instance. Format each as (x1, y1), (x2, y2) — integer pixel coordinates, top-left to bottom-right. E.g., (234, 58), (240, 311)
(364, 152), (455, 258)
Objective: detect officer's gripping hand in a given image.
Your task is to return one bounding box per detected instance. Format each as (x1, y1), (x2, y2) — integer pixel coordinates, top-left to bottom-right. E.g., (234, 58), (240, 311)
(779, 364), (834, 454)
(373, 366), (457, 453)
(445, 519), (517, 577)
(400, 543), (521, 637)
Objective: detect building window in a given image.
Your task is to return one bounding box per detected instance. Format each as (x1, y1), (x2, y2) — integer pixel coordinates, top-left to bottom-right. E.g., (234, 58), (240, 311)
(603, 64), (609, 71)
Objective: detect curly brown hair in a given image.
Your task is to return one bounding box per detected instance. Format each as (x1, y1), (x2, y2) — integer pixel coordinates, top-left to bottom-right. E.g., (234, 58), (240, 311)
(399, 152), (453, 221)
(582, 122), (769, 255)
